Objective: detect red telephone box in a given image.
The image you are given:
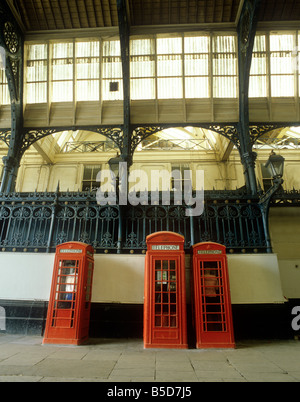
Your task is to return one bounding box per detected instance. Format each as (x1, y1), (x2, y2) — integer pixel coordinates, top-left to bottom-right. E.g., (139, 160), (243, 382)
(144, 231), (188, 349)
(43, 242), (94, 345)
(192, 242), (235, 348)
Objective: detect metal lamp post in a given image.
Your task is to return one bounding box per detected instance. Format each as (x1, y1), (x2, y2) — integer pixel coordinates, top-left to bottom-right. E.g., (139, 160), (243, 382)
(108, 155), (122, 192)
(259, 151), (285, 253)
(108, 154), (123, 253)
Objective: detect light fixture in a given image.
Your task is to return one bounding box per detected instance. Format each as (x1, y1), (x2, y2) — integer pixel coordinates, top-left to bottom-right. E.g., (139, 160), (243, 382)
(265, 151), (285, 180)
(108, 154), (122, 180)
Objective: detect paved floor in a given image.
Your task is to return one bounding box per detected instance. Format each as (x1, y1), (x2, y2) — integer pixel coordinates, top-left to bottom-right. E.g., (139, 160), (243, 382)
(0, 334), (300, 382)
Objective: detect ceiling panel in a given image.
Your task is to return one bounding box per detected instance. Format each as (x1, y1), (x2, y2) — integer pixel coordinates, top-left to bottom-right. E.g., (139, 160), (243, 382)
(8, 0), (300, 33)
(259, 0), (300, 22)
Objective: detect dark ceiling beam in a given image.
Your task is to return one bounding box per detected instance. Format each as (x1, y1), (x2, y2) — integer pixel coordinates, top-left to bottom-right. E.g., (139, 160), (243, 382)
(95, 0), (105, 27)
(177, 0), (181, 24)
(46, 0), (57, 29)
(228, 0), (234, 22)
(81, 0), (90, 27)
(107, 0), (113, 26)
(86, 0), (97, 27)
(219, 0), (224, 22)
(73, 0), (82, 28)
(5, 0), (27, 32)
(65, 0), (75, 29)
(204, 0), (208, 23)
(195, 0), (199, 23)
(37, 0), (49, 30)
(212, 0), (216, 23)
(281, 0), (294, 19)
(29, 0), (41, 30)
(54, 0), (66, 29)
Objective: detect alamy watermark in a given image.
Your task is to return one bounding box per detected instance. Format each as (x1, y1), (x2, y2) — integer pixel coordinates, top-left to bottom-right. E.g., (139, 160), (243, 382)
(96, 163), (204, 217)
(291, 306), (300, 332)
(0, 306), (5, 331)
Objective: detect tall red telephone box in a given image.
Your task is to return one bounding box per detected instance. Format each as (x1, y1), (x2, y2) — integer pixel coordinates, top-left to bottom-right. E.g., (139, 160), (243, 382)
(144, 232), (188, 349)
(192, 242), (235, 348)
(43, 242), (94, 345)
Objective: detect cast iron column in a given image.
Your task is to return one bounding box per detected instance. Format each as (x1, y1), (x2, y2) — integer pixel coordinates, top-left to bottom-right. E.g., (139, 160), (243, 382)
(0, 1), (24, 193)
(117, 0), (132, 169)
(237, 0), (262, 195)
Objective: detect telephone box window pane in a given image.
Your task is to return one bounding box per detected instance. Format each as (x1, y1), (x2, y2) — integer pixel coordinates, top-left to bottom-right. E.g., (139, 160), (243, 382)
(200, 260), (226, 332)
(55, 260), (79, 310)
(169, 260), (175, 270)
(154, 259), (177, 328)
(62, 260), (77, 268)
(155, 304), (161, 313)
(163, 293), (169, 304)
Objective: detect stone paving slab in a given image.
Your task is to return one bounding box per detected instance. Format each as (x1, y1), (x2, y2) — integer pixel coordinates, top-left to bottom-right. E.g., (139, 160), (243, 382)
(0, 334), (300, 382)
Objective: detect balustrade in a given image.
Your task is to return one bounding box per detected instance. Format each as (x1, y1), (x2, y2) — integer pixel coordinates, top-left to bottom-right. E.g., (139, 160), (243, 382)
(0, 189), (295, 253)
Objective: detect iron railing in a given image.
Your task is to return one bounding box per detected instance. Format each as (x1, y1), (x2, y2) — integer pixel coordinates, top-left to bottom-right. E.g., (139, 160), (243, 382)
(0, 188), (282, 254)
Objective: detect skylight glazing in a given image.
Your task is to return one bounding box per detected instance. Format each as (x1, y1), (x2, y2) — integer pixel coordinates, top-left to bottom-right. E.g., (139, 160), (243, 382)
(0, 31), (297, 106)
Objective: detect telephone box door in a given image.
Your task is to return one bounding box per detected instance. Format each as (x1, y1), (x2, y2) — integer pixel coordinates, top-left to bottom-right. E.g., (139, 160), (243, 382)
(43, 242), (94, 345)
(192, 242), (235, 348)
(144, 232), (188, 349)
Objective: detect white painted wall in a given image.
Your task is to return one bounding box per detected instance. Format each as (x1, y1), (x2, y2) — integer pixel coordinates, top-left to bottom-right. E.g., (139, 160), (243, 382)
(269, 207), (300, 299)
(0, 253), (55, 301)
(0, 252), (285, 305)
(227, 254), (285, 304)
(278, 260), (300, 299)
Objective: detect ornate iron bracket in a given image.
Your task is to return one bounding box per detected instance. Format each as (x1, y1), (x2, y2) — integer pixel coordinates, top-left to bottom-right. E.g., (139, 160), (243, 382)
(21, 123), (240, 162)
(250, 124), (285, 145)
(94, 126), (124, 153)
(0, 129), (11, 146)
(21, 128), (58, 155)
(130, 123), (240, 154)
(21, 126), (124, 158)
(249, 123), (300, 145)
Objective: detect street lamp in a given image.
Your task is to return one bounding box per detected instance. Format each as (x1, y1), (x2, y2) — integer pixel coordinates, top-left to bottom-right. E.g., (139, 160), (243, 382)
(108, 153), (124, 254)
(108, 153), (123, 198)
(259, 151), (285, 253)
(265, 151), (285, 182)
(108, 154), (122, 181)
